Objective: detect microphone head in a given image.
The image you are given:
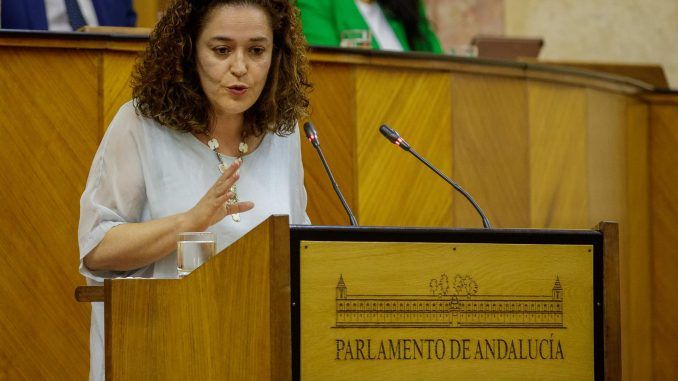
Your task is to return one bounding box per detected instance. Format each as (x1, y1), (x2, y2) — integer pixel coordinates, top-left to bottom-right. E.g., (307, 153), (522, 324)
(379, 124), (410, 151)
(303, 121), (320, 147)
(379, 124), (400, 143)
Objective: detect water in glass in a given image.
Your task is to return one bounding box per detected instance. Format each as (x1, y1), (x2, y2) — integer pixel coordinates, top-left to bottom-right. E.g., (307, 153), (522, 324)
(177, 233), (216, 277)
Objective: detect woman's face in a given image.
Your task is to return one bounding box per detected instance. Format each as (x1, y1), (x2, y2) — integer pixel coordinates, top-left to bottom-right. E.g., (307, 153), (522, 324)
(195, 4), (273, 119)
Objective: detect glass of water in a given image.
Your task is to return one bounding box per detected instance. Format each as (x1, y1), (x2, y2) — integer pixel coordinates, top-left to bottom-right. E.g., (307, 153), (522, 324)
(340, 29), (372, 49)
(177, 232), (216, 278)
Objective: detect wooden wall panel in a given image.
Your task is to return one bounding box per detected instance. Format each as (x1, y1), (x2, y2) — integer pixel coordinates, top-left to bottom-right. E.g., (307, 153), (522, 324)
(650, 103), (678, 381)
(2, 35), (674, 379)
(132, 0), (169, 28)
(0, 48), (98, 380)
(102, 52), (139, 131)
(301, 63), (356, 226)
(587, 90), (627, 225)
(451, 74), (529, 228)
(528, 81), (589, 228)
(585, 89), (630, 379)
(356, 67), (452, 227)
(107, 217), (290, 380)
(624, 99), (652, 381)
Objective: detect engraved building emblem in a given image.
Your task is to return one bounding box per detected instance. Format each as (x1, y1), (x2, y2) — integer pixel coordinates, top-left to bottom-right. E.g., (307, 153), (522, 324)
(335, 275), (564, 328)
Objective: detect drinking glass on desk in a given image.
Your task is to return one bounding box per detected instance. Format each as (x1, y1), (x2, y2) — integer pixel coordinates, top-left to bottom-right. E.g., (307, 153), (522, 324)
(340, 29), (372, 49)
(177, 232), (216, 278)
(447, 45), (478, 57)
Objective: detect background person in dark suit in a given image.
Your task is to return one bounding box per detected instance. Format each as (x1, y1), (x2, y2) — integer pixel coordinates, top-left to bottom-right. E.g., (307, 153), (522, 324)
(1, 0), (136, 31)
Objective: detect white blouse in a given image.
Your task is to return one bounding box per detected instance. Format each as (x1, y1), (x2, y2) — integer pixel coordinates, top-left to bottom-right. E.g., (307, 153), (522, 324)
(78, 100), (309, 380)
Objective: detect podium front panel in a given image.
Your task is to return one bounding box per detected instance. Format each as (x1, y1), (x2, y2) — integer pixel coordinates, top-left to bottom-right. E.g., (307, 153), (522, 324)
(290, 227), (604, 381)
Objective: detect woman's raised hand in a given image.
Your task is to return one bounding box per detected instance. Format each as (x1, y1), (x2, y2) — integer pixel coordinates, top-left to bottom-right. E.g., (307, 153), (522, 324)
(184, 160), (254, 230)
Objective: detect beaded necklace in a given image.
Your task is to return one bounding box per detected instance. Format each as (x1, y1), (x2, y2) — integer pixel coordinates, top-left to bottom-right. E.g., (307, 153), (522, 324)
(206, 132), (248, 222)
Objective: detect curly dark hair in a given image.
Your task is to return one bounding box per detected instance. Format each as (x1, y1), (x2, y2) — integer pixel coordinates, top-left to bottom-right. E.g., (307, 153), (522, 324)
(132, 0), (311, 137)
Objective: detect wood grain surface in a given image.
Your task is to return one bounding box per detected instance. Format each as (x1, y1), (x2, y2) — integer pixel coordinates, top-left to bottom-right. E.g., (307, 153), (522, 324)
(586, 91), (629, 380)
(301, 63), (357, 226)
(649, 103), (678, 381)
(528, 81), (589, 228)
(624, 99), (652, 381)
(451, 74), (529, 228)
(531, 60), (669, 89)
(106, 216), (291, 380)
(132, 0), (169, 28)
(0, 47), (98, 380)
(598, 222), (622, 381)
(356, 67), (453, 227)
(102, 51), (139, 131)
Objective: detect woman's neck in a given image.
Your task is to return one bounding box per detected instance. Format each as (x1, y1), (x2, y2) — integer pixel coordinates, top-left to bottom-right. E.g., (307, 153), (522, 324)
(202, 112), (263, 157)
(211, 111), (244, 139)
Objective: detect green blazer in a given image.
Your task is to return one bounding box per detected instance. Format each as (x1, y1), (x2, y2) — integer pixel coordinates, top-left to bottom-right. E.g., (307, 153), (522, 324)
(296, 0), (443, 53)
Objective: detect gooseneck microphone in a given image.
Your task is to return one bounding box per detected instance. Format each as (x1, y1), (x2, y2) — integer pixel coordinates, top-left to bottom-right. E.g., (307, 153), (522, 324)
(379, 124), (492, 229)
(303, 122), (358, 226)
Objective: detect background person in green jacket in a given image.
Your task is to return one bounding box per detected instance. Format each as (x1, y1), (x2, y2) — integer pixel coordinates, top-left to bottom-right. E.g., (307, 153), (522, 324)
(296, 0), (442, 53)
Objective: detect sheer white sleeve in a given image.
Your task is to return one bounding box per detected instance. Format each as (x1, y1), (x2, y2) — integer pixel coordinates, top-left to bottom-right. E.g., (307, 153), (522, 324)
(78, 102), (148, 282)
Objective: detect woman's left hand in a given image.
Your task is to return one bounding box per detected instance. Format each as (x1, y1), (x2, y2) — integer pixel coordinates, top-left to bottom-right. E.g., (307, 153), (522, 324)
(183, 160), (254, 230)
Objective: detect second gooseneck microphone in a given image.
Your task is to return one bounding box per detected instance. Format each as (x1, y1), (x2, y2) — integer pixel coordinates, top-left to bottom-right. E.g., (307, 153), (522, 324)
(303, 122), (358, 226)
(379, 124), (492, 229)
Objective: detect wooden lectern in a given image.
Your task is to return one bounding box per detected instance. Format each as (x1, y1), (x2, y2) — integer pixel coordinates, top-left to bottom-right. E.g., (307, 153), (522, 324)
(76, 216), (620, 380)
(77, 216), (292, 380)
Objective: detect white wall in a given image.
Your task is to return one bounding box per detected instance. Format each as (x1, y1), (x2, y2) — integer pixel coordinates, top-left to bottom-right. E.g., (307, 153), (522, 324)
(504, 0), (678, 87)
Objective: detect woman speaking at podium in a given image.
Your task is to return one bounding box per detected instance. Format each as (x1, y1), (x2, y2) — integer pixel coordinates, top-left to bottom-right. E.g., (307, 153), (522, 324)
(77, 0), (311, 379)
